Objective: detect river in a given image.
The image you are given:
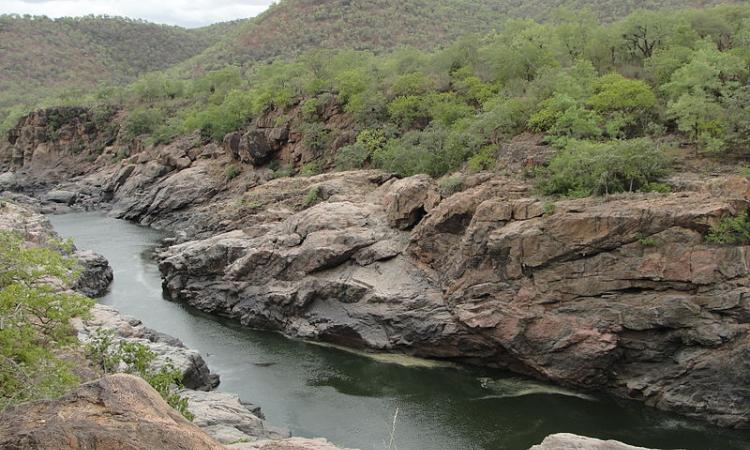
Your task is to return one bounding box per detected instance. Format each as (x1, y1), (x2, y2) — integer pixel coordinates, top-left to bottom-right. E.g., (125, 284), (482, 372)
(49, 212), (750, 450)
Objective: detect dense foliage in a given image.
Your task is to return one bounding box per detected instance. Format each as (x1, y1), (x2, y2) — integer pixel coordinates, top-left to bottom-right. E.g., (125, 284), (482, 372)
(0, 231), (93, 410)
(7, 2), (750, 200)
(47, 3), (744, 196)
(183, 0), (742, 71)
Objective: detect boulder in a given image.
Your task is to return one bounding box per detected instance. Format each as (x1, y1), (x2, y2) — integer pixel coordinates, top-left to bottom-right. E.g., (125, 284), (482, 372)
(0, 374), (225, 450)
(381, 175), (441, 230)
(73, 250), (114, 297)
(44, 189), (77, 205)
(528, 434), (656, 450)
(181, 389), (290, 444)
(75, 304), (220, 391)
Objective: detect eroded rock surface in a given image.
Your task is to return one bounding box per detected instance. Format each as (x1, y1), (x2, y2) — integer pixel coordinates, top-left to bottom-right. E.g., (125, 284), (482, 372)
(0, 374), (224, 450)
(528, 434), (656, 450)
(160, 174), (750, 428)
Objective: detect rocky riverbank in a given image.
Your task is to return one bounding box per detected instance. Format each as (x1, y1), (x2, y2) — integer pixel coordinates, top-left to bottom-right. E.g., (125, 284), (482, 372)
(0, 200), (348, 450)
(1, 105), (749, 431)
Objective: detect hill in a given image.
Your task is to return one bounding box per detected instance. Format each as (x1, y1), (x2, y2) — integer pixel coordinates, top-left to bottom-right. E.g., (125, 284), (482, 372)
(181, 0), (743, 72)
(0, 15), (238, 130)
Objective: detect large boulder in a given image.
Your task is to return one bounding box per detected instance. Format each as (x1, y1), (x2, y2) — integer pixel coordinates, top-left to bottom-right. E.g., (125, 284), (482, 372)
(528, 434), (655, 450)
(73, 250), (114, 297)
(0, 374), (225, 450)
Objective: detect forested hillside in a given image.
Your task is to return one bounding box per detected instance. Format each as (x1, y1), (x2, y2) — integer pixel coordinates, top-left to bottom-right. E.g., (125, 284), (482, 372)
(0, 15), (237, 131)
(181, 0), (743, 71)
(57, 3), (748, 200)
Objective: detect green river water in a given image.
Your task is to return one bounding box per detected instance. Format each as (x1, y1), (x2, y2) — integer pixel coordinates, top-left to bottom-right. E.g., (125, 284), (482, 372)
(49, 213), (750, 450)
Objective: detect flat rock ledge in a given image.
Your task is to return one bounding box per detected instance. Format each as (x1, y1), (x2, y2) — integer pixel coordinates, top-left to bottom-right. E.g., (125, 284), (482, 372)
(529, 433), (666, 450)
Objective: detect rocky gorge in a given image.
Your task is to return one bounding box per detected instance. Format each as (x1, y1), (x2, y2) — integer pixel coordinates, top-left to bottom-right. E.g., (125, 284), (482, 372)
(1, 106), (750, 448)
(0, 199), (348, 450)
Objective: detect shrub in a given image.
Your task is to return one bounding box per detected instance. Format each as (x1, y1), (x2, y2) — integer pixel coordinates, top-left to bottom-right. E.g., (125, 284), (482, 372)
(300, 122), (331, 155)
(225, 165), (242, 180)
(537, 138), (670, 197)
(85, 329), (194, 421)
(466, 145), (497, 172)
(373, 125), (461, 177)
(705, 212), (750, 245)
(299, 161), (323, 177)
(303, 186), (322, 207)
(122, 107), (164, 140)
(438, 176), (464, 196)
(0, 232), (93, 410)
(335, 129), (387, 170)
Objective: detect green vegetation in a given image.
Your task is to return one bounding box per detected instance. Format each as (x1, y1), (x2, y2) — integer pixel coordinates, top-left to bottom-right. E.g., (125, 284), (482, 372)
(183, 0), (740, 71)
(438, 176), (465, 197)
(537, 139), (670, 197)
(7, 2), (750, 201)
(85, 329), (194, 420)
(637, 233), (661, 247)
(225, 165), (242, 181)
(0, 232), (93, 410)
(0, 14), (236, 134)
(303, 186), (322, 207)
(705, 212), (750, 245)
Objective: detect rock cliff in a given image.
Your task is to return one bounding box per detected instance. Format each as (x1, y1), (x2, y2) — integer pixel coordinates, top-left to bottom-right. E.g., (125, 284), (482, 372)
(2, 106), (749, 430)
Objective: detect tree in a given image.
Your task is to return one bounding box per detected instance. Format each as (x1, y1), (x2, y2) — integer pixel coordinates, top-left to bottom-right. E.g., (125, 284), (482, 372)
(617, 10), (676, 60)
(0, 232), (93, 410)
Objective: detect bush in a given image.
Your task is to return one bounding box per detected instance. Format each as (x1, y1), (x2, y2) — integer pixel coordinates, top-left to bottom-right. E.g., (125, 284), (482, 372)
(303, 186), (322, 207)
(300, 122), (331, 155)
(537, 138), (670, 197)
(335, 128), (387, 170)
(438, 176), (464, 196)
(225, 165), (242, 180)
(373, 125), (467, 177)
(335, 142), (370, 170)
(0, 232), (93, 410)
(705, 212), (750, 245)
(299, 161), (323, 177)
(86, 329), (194, 421)
(122, 107), (164, 140)
(466, 145), (497, 172)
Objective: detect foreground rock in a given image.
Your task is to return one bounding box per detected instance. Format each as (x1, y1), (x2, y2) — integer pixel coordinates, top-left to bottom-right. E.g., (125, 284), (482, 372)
(0, 374), (224, 450)
(528, 434), (656, 450)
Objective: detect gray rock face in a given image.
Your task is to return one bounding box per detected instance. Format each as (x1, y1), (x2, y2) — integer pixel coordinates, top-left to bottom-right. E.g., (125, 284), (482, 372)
(382, 175), (441, 230)
(158, 196), (492, 359)
(225, 127), (286, 166)
(181, 389), (290, 444)
(159, 174), (750, 429)
(73, 250), (113, 297)
(528, 434), (659, 450)
(44, 189), (77, 205)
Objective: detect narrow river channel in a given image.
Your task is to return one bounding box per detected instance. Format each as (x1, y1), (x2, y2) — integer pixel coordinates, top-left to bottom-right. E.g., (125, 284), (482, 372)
(49, 212), (750, 450)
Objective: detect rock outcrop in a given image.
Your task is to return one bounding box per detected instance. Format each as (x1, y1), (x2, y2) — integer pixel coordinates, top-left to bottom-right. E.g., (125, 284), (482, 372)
(3, 106), (750, 430)
(73, 250), (113, 297)
(160, 174), (750, 428)
(528, 434), (655, 450)
(75, 304), (220, 390)
(0, 374), (224, 450)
